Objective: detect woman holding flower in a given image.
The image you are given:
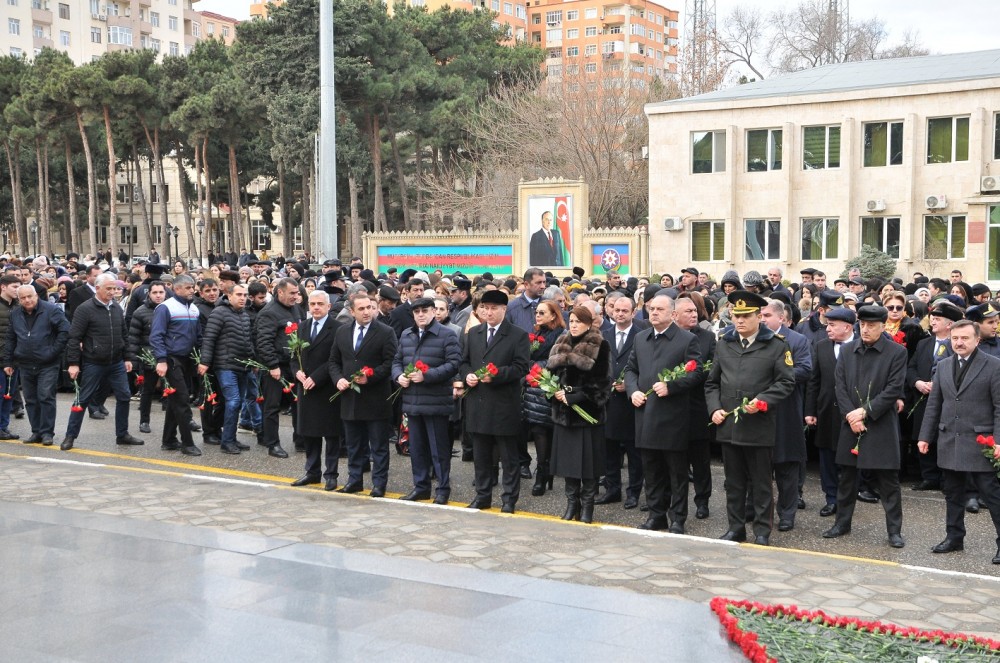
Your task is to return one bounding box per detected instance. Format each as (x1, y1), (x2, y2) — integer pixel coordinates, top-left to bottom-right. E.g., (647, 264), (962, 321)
(548, 306), (611, 523)
(522, 300), (565, 496)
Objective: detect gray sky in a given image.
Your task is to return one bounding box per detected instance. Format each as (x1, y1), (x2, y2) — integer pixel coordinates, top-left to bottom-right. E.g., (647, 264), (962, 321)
(196, 0), (251, 20)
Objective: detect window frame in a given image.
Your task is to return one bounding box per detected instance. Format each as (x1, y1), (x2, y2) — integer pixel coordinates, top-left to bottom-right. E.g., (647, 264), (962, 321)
(802, 124), (841, 170)
(863, 120), (903, 168)
(691, 130), (726, 174)
(800, 217), (838, 261)
(924, 214), (967, 260)
(860, 216), (901, 259)
(744, 219), (781, 261)
(993, 112), (1000, 161)
(926, 116), (969, 164)
(746, 128), (782, 172)
(690, 219), (725, 262)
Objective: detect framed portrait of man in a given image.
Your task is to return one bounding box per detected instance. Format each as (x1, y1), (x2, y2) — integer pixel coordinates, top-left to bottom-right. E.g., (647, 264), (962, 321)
(526, 195), (573, 267)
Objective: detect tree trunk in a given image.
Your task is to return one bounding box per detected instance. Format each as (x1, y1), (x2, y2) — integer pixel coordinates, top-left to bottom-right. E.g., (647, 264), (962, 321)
(383, 108), (410, 231)
(227, 142), (242, 258)
(277, 158), (292, 259)
(74, 112), (98, 258)
(34, 138), (45, 256)
(173, 150), (192, 264)
(125, 151), (135, 259)
(414, 133), (423, 231)
(3, 140), (26, 256)
(300, 165), (311, 258)
(196, 136), (209, 264)
(132, 143), (153, 253)
(155, 129), (168, 258)
(369, 113), (387, 232)
(102, 105), (118, 256)
(65, 139), (78, 255)
(349, 173), (361, 259)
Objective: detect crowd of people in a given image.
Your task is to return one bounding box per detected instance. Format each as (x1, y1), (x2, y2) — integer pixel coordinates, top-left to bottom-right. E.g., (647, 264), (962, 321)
(2, 248), (999, 564)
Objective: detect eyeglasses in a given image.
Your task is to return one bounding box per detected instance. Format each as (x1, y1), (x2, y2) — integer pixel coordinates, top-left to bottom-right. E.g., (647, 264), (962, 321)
(885, 305), (904, 311)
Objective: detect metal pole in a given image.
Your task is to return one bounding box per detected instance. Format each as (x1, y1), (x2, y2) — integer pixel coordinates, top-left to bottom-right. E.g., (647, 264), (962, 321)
(318, 0), (338, 262)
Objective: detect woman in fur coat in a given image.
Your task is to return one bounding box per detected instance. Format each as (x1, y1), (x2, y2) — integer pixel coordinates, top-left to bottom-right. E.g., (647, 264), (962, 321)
(548, 305), (612, 523)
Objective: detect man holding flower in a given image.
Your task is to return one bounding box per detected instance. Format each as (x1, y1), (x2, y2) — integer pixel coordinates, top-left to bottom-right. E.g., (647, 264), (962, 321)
(392, 297), (462, 504)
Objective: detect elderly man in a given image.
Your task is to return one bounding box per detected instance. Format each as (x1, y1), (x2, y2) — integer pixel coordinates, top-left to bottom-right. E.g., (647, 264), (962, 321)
(3, 285), (69, 445)
(918, 320), (1000, 564)
(254, 277), (303, 458)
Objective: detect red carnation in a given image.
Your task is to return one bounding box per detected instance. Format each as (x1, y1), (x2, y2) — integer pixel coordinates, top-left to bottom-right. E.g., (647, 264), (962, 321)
(3, 394), (10, 400)
(282, 387), (291, 394)
(851, 446), (859, 455)
(415, 360), (430, 372)
(684, 360), (697, 372)
(135, 375), (145, 386)
(756, 400), (768, 412)
(486, 363), (498, 376)
(361, 366), (374, 377)
(977, 434), (996, 447)
(71, 405), (84, 413)
(285, 322), (298, 335)
(198, 404), (205, 410)
(256, 396), (264, 403)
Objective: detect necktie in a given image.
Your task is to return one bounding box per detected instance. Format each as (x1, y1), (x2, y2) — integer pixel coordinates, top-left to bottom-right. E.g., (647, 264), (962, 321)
(311, 320), (319, 342)
(742, 338), (750, 350)
(958, 357), (966, 371)
(355, 325), (365, 352)
(616, 331), (625, 354)
(547, 232), (553, 248)
(487, 327), (495, 346)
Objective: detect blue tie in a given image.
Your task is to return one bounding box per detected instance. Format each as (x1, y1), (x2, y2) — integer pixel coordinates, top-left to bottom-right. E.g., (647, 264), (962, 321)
(355, 326), (365, 352)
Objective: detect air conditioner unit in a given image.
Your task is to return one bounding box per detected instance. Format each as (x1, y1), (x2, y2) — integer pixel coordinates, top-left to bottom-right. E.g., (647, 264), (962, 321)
(663, 217), (683, 231)
(91, 12), (100, 19)
(866, 199), (886, 213)
(99, 14), (107, 21)
(925, 194), (947, 210)
(982, 175), (1000, 193)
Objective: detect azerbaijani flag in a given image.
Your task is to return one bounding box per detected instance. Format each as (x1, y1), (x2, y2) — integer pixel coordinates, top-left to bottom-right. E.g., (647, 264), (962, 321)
(376, 245), (513, 276)
(591, 244), (630, 275)
(553, 197), (572, 266)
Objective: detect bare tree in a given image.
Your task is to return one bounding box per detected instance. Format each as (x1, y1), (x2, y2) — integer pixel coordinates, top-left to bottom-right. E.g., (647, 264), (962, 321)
(718, 6), (768, 80)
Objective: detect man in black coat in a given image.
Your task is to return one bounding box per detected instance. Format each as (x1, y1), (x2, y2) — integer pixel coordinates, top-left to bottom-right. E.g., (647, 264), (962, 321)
(290, 290), (342, 491)
(389, 279), (426, 338)
(65, 264), (110, 419)
(598, 295), (646, 509)
(459, 289), (530, 513)
(624, 293), (701, 533)
(329, 291), (397, 497)
(253, 277), (302, 458)
(127, 280), (167, 434)
(194, 278), (224, 446)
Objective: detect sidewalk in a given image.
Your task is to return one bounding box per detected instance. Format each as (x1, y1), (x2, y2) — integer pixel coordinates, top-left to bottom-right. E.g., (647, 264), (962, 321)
(1, 451), (999, 644)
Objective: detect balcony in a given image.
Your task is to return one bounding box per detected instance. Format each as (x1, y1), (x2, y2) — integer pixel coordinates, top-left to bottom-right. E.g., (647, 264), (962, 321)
(601, 13), (625, 26)
(33, 35), (53, 49)
(31, 8), (52, 24)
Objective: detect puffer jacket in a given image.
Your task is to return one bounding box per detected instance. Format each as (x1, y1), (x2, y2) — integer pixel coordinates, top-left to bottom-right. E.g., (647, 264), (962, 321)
(67, 296), (131, 365)
(4, 300), (69, 367)
(193, 295), (216, 332)
(253, 298), (302, 369)
(547, 328), (612, 428)
(201, 297), (254, 371)
(522, 327), (563, 426)
(127, 298), (157, 360)
(391, 320), (462, 416)
(0, 296), (14, 358)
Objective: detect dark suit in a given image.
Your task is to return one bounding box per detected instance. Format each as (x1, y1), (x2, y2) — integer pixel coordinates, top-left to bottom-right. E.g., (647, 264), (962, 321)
(624, 324), (701, 527)
(65, 283), (95, 321)
(388, 302), (415, 338)
(329, 320), (398, 491)
(907, 335), (951, 485)
(771, 326), (812, 524)
(919, 350), (1000, 548)
(460, 320), (530, 507)
(528, 227), (563, 266)
(602, 324), (644, 502)
(293, 316), (342, 485)
(687, 326), (717, 510)
(805, 336), (853, 506)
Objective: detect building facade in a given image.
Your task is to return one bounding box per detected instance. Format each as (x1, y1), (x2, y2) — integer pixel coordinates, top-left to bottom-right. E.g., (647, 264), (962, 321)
(645, 50), (1000, 285)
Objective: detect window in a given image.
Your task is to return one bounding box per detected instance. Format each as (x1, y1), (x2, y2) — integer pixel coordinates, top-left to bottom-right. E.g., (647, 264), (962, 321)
(10, 47), (22, 56)
(168, 0), (176, 5)
(515, 5), (525, 19)
(546, 29), (561, 42)
(801, 218), (838, 260)
(691, 220), (725, 261)
(744, 219), (780, 261)
(9, 0), (18, 7)
(150, 11), (159, 26)
(863, 121), (903, 167)
(585, 26), (596, 37)
(545, 10), (562, 23)
(89, 0), (98, 12)
(692, 130), (726, 174)
(584, 44), (596, 55)
(221, 26), (229, 38)
(168, 15), (178, 31)
(803, 125), (840, 169)
(746, 128), (782, 172)
(585, 8), (596, 19)
(58, 2), (68, 19)
(192, 22), (200, 37)
(861, 216), (901, 258)
(150, 38), (160, 52)
(584, 62), (596, 73)
(927, 116), (969, 164)
(501, 1), (510, 13)
(531, 13), (541, 24)
(33, 25), (44, 38)
(565, 64), (578, 74)
(989, 206), (1000, 280)
(107, 2), (118, 15)
(90, 26), (101, 42)
(119, 225), (137, 245)
(602, 40), (619, 54)
(925, 215), (966, 260)
(566, 46), (578, 56)
(607, 25), (621, 34)
(206, 22), (215, 34)
(995, 113), (1000, 160)
(59, 30), (69, 46)
(108, 26), (132, 45)
(566, 9), (577, 20)
(169, 41), (179, 56)
(566, 28), (578, 39)
(547, 65), (561, 76)
(9, 19), (20, 36)
(97, 224), (109, 246)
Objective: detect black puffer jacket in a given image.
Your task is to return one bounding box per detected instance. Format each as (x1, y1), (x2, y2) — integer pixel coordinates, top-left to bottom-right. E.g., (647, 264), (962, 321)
(390, 320), (462, 416)
(127, 298), (157, 360)
(201, 298), (254, 371)
(67, 297), (131, 365)
(253, 298), (302, 369)
(193, 295), (215, 332)
(546, 328), (611, 427)
(0, 296), (14, 359)
(522, 327), (563, 426)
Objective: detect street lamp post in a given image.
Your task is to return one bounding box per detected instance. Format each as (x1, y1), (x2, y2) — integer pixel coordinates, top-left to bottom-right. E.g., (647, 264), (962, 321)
(30, 221), (38, 257)
(171, 225), (179, 263)
(196, 219), (205, 267)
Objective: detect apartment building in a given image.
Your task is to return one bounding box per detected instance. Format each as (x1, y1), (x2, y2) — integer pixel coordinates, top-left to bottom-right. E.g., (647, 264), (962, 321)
(529, 0), (679, 89)
(645, 49), (1000, 285)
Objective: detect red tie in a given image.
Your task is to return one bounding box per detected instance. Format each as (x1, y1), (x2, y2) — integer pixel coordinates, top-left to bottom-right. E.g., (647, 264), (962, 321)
(548, 233), (553, 248)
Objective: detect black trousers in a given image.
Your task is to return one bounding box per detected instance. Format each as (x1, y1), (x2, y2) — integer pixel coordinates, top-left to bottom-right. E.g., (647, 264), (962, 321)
(942, 468), (1000, 545)
(722, 444), (773, 537)
(472, 433), (521, 505)
(688, 436), (712, 508)
(834, 465), (902, 535)
(773, 461), (800, 522)
(198, 372), (225, 438)
(301, 434), (341, 483)
(260, 365), (292, 448)
(641, 448), (688, 525)
(605, 436), (644, 500)
(161, 356), (195, 448)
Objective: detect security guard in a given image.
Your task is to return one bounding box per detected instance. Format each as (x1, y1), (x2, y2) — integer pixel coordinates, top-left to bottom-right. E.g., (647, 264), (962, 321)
(706, 291), (795, 546)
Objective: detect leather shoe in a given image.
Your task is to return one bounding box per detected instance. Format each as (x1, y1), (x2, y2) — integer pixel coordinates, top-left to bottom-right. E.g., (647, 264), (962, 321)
(338, 482), (363, 494)
(181, 445), (202, 456)
(461, 450), (474, 462)
(467, 498), (491, 509)
(719, 530), (746, 542)
(753, 535), (769, 546)
(911, 480), (941, 491)
(819, 504), (837, 517)
(668, 522), (685, 535)
(932, 538), (964, 553)
(823, 525), (851, 538)
(24, 433), (42, 444)
(161, 441), (181, 451)
(695, 505), (710, 519)
(857, 490), (879, 503)
(433, 494), (449, 505)
(0, 428), (16, 440)
(519, 466), (532, 479)
(291, 475), (321, 487)
(88, 410), (107, 420)
(623, 496), (639, 510)
(993, 549), (1000, 565)
(220, 444), (241, 455)
(116, 434), (144, 446)
(138, 422), (151, 434)
(235, 442), (251, 451)
(797, 497), (806, 510)
(268, 444), (289, 458)
(594, 492), (621, 505)
(324, 479), (337, 491)
(639, 503), (649, 512)
(41, 435), (53, 446)
(189, 420), (202, 432)
(204, 435), (221, 446)
(778, 519), (793, 532)
(500, 502), (515, 514)
(369, 487), (385, 498)
(637, 516), (668, 531)
(888, 533), (905, 548)
(59, 436), (75, 451)
(966, 498), (980, 514)
(400, 489), (431, 501)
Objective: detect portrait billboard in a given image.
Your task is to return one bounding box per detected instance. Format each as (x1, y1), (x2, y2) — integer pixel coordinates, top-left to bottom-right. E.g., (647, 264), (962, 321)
(526, 195), (573, 268)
